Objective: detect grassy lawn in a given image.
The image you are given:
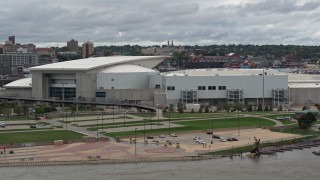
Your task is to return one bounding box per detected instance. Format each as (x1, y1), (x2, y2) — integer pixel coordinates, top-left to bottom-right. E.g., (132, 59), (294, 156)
(106, 117), (275, 137)
(87, 123), (161, 131)
(271, 124), (320, 136)
(279, 120), (296, 125)
(0, 115), (34, 121)
(0, 130), (85, 144)
(175, 117), (275, 129)
(162, 112), (241, 118)
(129, 113), (156, 118)
(0, 128), (54, 132)
(262, 114), (294, 119)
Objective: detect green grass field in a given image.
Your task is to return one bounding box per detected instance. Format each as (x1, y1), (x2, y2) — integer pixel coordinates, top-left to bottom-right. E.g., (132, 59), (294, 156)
(175, 117), (275, 129)
(0, 130), (85, 144)
(129, 113), (156, 118)
(106, 117), (275, 137)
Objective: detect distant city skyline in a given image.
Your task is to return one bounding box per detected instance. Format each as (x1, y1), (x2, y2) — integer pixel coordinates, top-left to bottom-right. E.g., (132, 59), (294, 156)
(1, 0), (320, 46)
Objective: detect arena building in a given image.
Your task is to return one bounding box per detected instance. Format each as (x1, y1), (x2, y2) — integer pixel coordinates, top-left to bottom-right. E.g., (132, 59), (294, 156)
(2, 56), (320, 107)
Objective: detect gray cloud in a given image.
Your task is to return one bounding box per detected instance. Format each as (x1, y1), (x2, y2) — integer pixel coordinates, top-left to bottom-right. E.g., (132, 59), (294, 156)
(0, 0), (319, 46)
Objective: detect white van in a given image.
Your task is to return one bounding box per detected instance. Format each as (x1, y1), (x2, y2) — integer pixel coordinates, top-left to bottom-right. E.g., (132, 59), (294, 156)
(0, 123), (6, 128)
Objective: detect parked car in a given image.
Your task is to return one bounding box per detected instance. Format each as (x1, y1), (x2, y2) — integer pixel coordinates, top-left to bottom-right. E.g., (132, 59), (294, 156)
(212, 134), (220, 139)
(227, 138), (234, 141)
(193, 137), (200, 140)
(0, 123), (6, 128)
(206, 132), (213, 134)
(219, 138), (227, 142)
(283, 116), (291, 120)
(170, 133), (177, 137)
(275, 116), (283, 120)
(152, 139), (159, 143)
(231, 137), (238, 141)
(198, 140), (206, 144)
(30, 124), (37, 128)
(159, 134), (165, 138)
(147, 136), (154, 139)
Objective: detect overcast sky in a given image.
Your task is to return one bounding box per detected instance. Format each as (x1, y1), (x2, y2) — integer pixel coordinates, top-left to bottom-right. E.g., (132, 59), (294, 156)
(1, 0), (320, 47)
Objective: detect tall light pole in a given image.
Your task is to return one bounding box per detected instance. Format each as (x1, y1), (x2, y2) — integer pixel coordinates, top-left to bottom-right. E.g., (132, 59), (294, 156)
(73, 106), (76, 125)
(134, 128), (137, 155)
(211, 114), (213, 144)
(238, 110), (240, 136)
(101, 111), (104, 133)
(262, 68), (265, 111)
(144, 118), (146, 143)
(96, 117), (99, 138)
(112, 107), (115, 125)
(65, 112), (67, 131)
(123, 107), (126, 127)
(157, 107), (160, 125)
(169, 111), (171, 134)
(149, 112), (152, 130)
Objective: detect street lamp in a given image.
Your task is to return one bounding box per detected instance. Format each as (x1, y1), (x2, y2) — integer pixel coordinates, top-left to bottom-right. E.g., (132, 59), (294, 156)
(134, 128), (137, 155)
(211, 116), (213, 144)
(169, 111), (171, 134)
(112, 107), (115, 125)
(144, 118), (146, 144)
(123, 107), (126, 127)
(65, 112), (67, 131)
(101, 111), (104, 133)
(96, 117), (99, 138)
(157, 107), (160, 125)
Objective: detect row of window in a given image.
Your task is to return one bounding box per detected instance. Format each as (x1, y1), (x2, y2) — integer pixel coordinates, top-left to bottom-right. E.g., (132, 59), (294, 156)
(167, 86), (227, 91)
(198, 86), (226, 90)
(167, 86), (175, 91)
(50, 87), (76, 98)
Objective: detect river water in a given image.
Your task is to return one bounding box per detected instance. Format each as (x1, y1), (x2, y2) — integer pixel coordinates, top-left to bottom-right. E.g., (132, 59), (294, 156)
(0, 147), (319, 180)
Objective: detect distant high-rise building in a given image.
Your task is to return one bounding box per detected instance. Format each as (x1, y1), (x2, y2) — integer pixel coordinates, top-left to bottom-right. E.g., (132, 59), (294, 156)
(8, 36), (15, 44)
(3, 43), (36, 53)
(0, 54), (11, 75)
(67, 39), (79, 52)
(82, 41), (94, 58)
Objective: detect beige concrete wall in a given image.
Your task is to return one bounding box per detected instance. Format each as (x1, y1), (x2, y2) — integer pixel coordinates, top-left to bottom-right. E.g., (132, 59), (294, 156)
(105, 89), (154, 102)
(6, 88), (32, 98)
(290, 88), (320, 105)
(76, 72), (96, 98)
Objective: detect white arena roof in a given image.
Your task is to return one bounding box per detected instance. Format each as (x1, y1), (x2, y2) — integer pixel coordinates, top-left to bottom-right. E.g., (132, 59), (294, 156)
(4, 78), (32, 88)
(289, 83), (320, 88)
(99, 64), (158, 73)
(30, 56), (167, 71)
(163, 68), (284, 76)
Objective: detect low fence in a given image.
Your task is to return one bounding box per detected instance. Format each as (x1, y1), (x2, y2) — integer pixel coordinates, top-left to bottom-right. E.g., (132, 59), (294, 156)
(0, 156), (217, 167)
(2, 137), (109, 148)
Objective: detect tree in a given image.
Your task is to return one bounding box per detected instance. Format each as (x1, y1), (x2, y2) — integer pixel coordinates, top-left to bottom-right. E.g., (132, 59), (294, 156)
(257, 104), (263, 111)
(222, 103), (231, 113)
(298, 112), (316, 129)
(269, 106), (273, 111)
(278, 105), (283, 111)
(233, 103), (243, 112)
(247, 105), (253, 112)
(177, 102), (184, 113)
(198, 106), (203, 113)
(169, 104), (174, 112)
(204, 106), (209, 113)
(302, 106), (307, 111)
(13, 106), (22, 115)
(264, 106), (269, 111)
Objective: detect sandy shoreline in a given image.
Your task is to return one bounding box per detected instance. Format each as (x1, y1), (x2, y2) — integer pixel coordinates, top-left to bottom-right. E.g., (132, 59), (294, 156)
(0, 128), (302, 165)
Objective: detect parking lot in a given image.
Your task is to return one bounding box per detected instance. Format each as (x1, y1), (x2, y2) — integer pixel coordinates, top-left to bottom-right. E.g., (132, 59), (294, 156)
(123, 128), (301, 153)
